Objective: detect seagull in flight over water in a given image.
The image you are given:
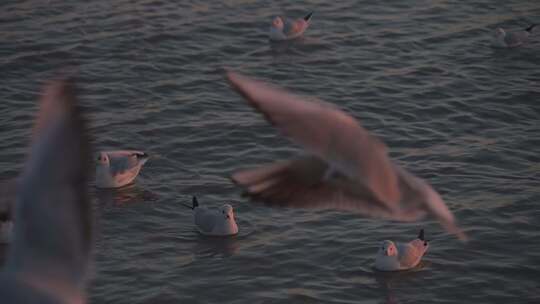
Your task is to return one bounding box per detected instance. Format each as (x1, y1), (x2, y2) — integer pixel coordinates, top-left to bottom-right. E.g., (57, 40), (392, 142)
(0, 76), (93, 303)
(226, 71), (467, 241)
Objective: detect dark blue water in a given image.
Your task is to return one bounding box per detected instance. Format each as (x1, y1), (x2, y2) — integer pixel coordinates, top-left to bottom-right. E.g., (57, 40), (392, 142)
(1, 0), (539, 303)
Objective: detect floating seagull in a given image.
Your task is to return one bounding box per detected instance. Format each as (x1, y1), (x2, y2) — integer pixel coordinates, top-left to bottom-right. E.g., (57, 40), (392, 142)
(494, 24), (537, 48)
(0, 77), (92, 303)
(226, 71), (467, 241)
(188, 196), (238, 236)
(269, 12), (313, 41)
(375, 229), (429, 271)
(95, 150), (149, 188)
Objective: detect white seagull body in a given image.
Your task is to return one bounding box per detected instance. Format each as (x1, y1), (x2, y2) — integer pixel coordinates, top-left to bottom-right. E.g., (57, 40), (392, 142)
(0, 77), (92, 303)
(190, 197), (238, 236)
(226, 71), (467, 241)
(494, 24), (537, 48)
(375, 229), (429, 271)
(95, 150), (149, 188)
(270, 12), (313, 41)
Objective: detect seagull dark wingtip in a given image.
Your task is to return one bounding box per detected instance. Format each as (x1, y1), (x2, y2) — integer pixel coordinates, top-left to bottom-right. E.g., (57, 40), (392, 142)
(525, 24), (538, 33)
(192, 196), (199, 209)
(418, 228), (425, 241)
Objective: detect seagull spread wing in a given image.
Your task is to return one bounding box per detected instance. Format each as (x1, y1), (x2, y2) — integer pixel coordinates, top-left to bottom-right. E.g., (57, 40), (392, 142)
(233, 156), (423, 221)
(227, 71), (401, 209)
(227, 71), (466, 240)
(0, 77), (92, 303)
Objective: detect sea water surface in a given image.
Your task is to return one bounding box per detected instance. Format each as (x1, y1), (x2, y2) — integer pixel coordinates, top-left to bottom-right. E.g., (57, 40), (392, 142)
(1, 0), (539, 303)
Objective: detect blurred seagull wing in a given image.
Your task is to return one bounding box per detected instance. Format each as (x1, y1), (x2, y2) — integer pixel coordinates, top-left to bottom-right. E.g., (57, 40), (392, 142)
(227, 71), (401, 209)
(3, 78), (92, 303)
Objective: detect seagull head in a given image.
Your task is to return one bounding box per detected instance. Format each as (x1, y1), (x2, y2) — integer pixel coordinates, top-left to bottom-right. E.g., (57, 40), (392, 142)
(96, 152), (109, 166)
(272, 16), (284, 30)
(380, 240), (397, 257)
(220, 204), (235, 220)
(495, 27), (506, 38)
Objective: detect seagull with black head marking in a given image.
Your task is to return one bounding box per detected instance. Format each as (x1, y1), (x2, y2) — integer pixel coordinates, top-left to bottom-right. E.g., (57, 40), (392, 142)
(226, 71), (467, 241)
(0, 75), (93, 303)
(95, 150), (149, 188)
(270, 12), (313, 41)
(494, 24), (537, 48)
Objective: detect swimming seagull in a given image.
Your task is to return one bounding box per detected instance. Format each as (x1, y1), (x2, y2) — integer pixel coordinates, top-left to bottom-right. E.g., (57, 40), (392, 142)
(226, 71), (467, 241)
(494, 24), (537, 48)
(0, 77), (92, 303)
(95, 150), (149, 188)
(187, 196), (238, 236)
(269, 12), (313, 41)
(375, 229), (429, 271)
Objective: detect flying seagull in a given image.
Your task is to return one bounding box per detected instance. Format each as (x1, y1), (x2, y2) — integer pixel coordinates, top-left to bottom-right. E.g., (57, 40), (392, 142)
(0, 76), (93, 303)
(226, 71), (466, 241)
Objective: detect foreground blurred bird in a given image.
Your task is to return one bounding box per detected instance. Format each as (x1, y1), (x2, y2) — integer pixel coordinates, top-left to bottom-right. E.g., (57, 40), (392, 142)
(0, 182), (14, 244)
(226, 71), (466, 241)
(374, 229), (429, 271)
(269, 12), (313, 41)
(95, 150), (149, 188)
(0, 215), (13, 245)
(0, 77), (93, 303)
(0, 216), (13, 245)
(494, 24), (537, 48)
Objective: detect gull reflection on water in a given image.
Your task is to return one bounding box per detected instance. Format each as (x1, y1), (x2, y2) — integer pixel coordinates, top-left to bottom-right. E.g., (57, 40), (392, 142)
(191, 217), (255, 259)
(193, 234), (240, 258)
(94, 183), (159, 206)
(374, 260), (432, 304)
